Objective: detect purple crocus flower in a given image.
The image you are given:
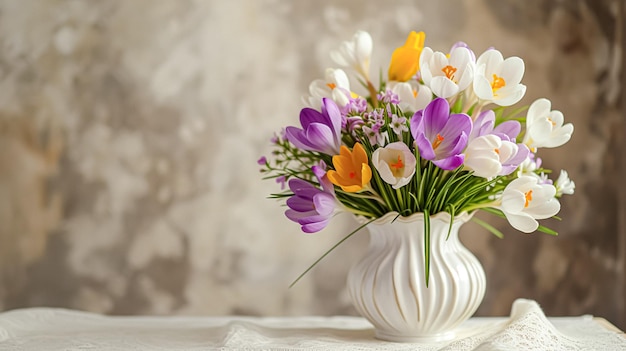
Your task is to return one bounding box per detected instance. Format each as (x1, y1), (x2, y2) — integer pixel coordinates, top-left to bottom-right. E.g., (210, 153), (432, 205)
(313, 161), (335, 197)
(285, 98), (342, 155)
(469, 110), (521, 142)
(285, 176), (336, 233)
(410, 98), (472, 170)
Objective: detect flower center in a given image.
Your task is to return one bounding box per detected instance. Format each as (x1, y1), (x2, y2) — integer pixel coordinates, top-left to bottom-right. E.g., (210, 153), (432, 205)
(491, 74), (506, 94)
(547, 117), (556, 127)
(412, 89), (418, 98)
(441, 65), (457, 81)
(524, 190), (533, 208)
(349, 171), (356, 179)
(432, 133), (445, 150)
(326, 83), (337, 90)
(389, 155), (404, 176)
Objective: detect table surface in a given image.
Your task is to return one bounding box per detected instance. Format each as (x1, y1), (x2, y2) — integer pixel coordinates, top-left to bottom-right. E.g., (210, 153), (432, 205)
(0, 302), (624, 350)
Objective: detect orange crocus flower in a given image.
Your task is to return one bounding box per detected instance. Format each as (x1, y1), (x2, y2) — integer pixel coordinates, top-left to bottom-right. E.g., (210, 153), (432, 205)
(388, 31), (426, 82)
(327, 143), (372, 193)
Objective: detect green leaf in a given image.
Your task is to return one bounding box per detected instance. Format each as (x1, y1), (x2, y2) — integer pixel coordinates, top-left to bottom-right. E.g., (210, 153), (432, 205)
(481, 207), (506, 218)
(391, 213), (402, 223)
(289, 217), (377, 288)
(356, 76), (368, 90)
(537, 224), (558, 236)
(504, 104), (529, 120)
(423, 209), (431, 287)
(466, 103), (477, 116)
(472, 216), (504, 239)
(451, 95), (464, 114)
(480, 207), (558, 236)
(445, 204), (456, 240)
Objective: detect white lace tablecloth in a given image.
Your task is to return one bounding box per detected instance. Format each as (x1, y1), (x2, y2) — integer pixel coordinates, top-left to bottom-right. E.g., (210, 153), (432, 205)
(0, 299), (624, 350)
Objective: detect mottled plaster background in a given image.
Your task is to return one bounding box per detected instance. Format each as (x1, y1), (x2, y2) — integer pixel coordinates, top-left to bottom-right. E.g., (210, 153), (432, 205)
(0, 0), (624, 329)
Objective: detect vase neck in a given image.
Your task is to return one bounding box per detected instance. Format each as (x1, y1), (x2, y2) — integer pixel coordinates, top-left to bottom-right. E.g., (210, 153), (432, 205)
(365, 215), (469, 247)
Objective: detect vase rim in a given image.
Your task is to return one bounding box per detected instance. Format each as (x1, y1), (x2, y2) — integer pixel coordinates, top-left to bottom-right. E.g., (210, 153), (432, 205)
(355, 211), (474, 225)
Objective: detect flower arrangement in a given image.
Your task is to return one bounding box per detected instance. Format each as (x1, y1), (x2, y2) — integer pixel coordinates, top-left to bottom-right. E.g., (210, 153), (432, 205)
(259, 30), (575, 284)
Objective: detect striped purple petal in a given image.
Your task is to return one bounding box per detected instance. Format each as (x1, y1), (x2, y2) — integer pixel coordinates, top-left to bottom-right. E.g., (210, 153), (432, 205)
(433, 154), (465, 170)
(286, 98), (342, 155)
(422, 98), (449, 138)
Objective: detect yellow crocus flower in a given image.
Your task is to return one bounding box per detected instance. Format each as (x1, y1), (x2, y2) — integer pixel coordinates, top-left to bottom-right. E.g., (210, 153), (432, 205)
(388, 31), (426, 82)
(327, 143), (372, 193)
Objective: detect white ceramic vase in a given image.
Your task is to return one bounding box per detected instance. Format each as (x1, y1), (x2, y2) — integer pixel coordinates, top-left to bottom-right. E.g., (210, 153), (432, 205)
(347, 211), (486, 342)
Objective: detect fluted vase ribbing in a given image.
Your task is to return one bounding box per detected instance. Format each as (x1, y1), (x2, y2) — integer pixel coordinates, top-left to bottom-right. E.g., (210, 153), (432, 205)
(347, 211), (486, 342)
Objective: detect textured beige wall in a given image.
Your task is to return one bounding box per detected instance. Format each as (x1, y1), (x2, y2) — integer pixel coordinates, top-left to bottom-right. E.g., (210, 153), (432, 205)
(0, 0), (624, 329)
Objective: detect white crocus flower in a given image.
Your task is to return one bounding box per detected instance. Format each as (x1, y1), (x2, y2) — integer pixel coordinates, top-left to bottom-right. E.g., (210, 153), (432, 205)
(464, 135), (505, 179)
(523, 98), (574, 150)
(303, 68), (352, 109)
(473, 49), (526, 106)
(516, 155), (541, 179)
(555, 170), (575, 196)
(371, 142), (416, 189)
(330, 30), (373, 81)
(419, 46), (474, 99)
(500, 176), (561, 233)
(464, 135), (522, 179)
(389, 81), (432, 113)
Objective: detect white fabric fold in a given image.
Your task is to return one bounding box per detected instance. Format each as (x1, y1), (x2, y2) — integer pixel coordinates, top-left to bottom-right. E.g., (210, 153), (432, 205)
(0, 299), (623, 350)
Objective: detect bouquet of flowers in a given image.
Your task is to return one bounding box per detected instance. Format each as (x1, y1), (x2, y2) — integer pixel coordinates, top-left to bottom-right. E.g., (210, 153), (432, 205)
(258, 30), (575, 283)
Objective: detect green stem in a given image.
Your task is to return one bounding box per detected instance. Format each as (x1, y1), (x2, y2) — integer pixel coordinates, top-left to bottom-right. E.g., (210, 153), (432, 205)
(395, 188), (405, 210)
(357, 186), (388, 206)
(366, 80), (379, 108)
